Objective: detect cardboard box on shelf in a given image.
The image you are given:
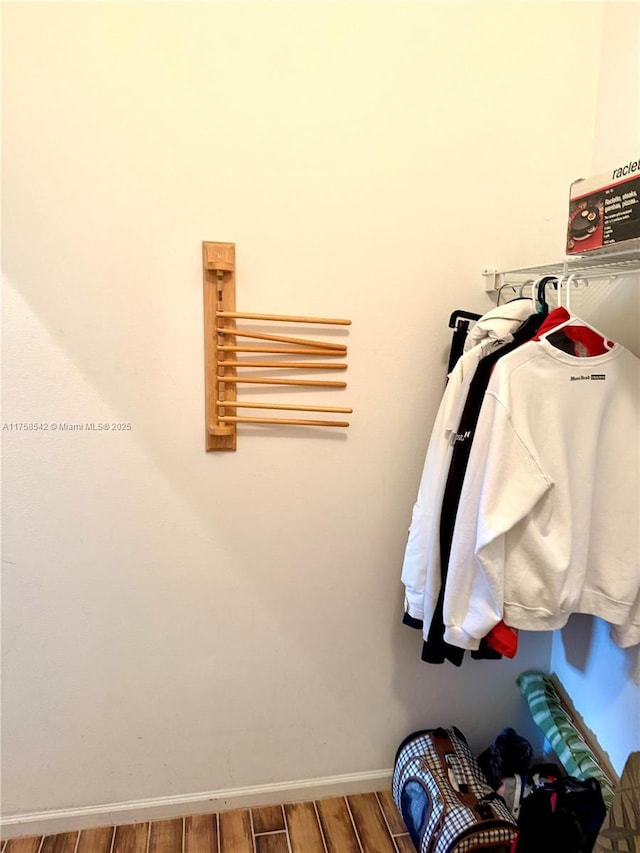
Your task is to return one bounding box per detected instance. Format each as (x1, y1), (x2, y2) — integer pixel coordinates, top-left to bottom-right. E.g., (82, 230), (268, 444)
(567, 158), (640, 255)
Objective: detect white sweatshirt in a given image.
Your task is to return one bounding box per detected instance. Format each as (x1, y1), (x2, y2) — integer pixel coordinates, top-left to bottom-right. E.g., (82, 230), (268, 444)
(443, 338), (640, 651)
(462, 299), (536, 353)
(401, 299), (534, 623)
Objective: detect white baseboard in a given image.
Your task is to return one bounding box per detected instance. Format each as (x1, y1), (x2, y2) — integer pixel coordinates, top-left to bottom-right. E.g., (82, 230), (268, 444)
(1, 769), (394, 840)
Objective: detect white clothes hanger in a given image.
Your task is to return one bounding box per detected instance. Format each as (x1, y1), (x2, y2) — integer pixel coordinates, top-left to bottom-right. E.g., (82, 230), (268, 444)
(566, 272), (575, 313)
(539, 317), (613, 350)
(538, 273), (613, 351)
(558, 272), (576, 313)
(555, 274), (566, 311)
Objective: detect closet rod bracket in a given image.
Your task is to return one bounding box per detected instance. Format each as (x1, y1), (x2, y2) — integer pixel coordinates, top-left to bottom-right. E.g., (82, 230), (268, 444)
(482, 268), (501, 292)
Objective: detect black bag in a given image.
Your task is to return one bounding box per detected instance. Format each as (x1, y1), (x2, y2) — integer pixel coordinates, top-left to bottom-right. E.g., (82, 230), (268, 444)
(515, 774), (607, 853)
(392, 726), (518, 853)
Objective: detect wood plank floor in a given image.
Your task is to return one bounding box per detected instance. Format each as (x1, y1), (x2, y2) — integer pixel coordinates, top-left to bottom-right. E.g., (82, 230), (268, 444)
(1, 791), (415, 853)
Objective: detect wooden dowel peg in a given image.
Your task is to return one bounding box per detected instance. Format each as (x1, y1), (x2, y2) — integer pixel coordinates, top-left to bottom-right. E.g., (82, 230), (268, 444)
(216, 327), (346, 351)
(217, 345), (346, 356)
(221, 361), (347, 370)
(217, 401), (353, 414)
(224, 376), (347, 387)
(217, 311), (351, 326)
(218, 416), (350, 427)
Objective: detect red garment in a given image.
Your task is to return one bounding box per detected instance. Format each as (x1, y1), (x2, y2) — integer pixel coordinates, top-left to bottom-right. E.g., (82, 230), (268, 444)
(533, 307), (613, 354)
(486, 621), (518, 658)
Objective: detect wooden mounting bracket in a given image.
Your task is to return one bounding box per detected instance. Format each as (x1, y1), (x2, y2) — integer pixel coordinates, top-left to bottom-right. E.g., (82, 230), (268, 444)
(203, 242), (237, 451)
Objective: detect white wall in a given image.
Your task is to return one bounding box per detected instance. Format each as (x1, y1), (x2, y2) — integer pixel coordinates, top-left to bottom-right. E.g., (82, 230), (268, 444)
(550, 0), (640, 778)
(1, 1), (612, 821)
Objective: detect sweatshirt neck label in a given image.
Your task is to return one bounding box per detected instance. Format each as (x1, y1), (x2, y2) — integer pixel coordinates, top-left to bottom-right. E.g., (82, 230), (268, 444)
(570, 373), (606, 381)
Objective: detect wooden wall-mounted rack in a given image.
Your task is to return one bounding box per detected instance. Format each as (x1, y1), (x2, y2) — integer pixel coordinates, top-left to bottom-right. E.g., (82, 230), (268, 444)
(203, 241), (352, 451)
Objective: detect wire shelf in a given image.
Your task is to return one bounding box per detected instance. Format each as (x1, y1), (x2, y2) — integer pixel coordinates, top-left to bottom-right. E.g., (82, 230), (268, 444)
(483, 242), (640, 289)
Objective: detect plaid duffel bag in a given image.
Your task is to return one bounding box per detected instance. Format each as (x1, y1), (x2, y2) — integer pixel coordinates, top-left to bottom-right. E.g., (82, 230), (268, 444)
(392, 726), (518, 853)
